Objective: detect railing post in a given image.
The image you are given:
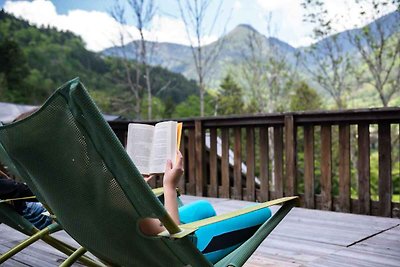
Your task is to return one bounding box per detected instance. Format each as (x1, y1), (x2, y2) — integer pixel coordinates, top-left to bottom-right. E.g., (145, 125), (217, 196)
(320, 125), (332, 211)
(304, 124), (314, 209)
(233, 128), (242, 200)
(245, 127), (255, 201)
(274, 126), (284, 198)
(209, 128), (218, 197)
(220, 128), (230, 198)
(339, 124), (351, 213)
(378, 123), (392, 217)
(285, 115), (297, 197)
(187, 128), (196, 195)
(357, 123), (370, 215)
(259, 126), (269, 201)
(195, 120), (205, 196)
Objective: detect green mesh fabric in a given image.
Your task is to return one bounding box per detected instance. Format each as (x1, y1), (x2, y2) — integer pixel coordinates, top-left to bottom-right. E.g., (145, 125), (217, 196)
(0, 141), (22, 179)
(0, 78), (211, 267)
(0, 203), (35, 235)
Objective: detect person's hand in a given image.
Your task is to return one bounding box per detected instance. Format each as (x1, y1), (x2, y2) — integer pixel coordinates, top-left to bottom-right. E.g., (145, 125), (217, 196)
(143, 175), (154, 183)
(163, 150), (184, 189)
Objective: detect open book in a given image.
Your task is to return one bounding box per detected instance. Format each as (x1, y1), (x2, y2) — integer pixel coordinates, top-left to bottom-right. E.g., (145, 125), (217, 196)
(126, 121), (182, 175)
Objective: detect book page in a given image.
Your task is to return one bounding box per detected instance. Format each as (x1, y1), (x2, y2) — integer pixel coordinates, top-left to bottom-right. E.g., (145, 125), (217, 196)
(149, 121), (177, 174)
(126, 123), (154, 174)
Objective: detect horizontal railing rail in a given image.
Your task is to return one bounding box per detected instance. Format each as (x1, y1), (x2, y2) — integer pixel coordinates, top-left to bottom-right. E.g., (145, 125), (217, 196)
(109, 107), (400, 218)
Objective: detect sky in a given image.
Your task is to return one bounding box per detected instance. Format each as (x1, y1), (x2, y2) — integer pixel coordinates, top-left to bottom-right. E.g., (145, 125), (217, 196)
(0, 0), (397, 52)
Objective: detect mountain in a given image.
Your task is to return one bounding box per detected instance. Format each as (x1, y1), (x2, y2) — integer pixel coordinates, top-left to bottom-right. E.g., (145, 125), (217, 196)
(299, 11), (400, 61)
(102, 24), (298, 85)
(103, 11), (399, 87)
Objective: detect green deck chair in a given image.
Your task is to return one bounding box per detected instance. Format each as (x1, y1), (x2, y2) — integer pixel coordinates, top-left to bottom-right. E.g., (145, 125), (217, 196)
(0, 78), (298, 267)
(0, 148), (101, 266)
(0, 159), (176, 266)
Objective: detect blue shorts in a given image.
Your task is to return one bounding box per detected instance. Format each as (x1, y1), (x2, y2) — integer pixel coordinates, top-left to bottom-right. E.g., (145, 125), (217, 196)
(179, 200), (272, 263)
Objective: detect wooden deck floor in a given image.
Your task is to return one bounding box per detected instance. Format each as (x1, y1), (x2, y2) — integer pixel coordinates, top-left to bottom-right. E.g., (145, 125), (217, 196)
(1, 195), (399, 266)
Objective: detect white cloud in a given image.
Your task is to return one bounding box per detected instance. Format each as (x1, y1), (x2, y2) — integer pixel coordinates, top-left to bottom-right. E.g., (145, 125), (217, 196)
(256, 0), (290, 11)
(5, 0), (396, 50)
(254, 0), (311, 47)
(4, 0), (58, 25)
(4, 0), (137, 51)
(295, 36), (315, 48)
(233, 1), (242, 11)
(3, 0), (216, 51)
(150, 15), (217, 46)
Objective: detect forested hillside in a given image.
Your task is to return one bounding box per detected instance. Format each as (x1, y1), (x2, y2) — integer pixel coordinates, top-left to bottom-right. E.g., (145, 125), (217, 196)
(1, 8), (399, 119)
(0, 10), (199, 119)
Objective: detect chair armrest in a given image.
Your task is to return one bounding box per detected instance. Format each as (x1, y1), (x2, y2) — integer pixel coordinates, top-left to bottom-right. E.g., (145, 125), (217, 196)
(151, 187), (164, 197)
(152, 187), (181, 197)
(158, 196), (299, 239)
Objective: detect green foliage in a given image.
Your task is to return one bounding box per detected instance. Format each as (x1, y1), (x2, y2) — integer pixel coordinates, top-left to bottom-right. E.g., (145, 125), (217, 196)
(150, 66), (199, 104)
(0, 38), (29, 100)
(289, 81), (323, 111)
(173, 94), (215, 118)
(163, 96), (176, 118)
(0, 10), (199, 119)
(216, 74), (245, 115)
(0, 10), (111, 104)
(140, 96), (166, 120)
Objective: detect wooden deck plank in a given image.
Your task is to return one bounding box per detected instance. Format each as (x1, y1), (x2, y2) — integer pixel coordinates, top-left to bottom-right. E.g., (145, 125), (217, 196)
(248, 234), (342, 265)
(0, 255), (30, 267)
(1, 195), (399, 266)
(0, 240), (71, 267)
(308, 226), (400, 267)
(180, 196), (400, 266)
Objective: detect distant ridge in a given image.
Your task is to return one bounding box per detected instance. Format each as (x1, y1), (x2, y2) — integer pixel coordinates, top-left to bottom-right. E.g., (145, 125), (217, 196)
(102, 11), (399, 85)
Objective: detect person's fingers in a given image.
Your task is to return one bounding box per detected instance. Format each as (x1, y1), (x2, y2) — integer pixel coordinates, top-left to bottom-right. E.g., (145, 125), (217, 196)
(176, 154), (183, 169)
(165, 159), (173, 172)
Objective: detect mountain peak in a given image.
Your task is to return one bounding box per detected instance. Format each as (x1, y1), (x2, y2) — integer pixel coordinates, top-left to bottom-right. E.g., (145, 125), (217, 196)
(235, 24), (259, 33)
(224, 23), (264, 42)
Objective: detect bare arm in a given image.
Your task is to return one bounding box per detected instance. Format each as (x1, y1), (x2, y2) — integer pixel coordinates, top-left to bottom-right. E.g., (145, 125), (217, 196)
(139, 151), (183, 235)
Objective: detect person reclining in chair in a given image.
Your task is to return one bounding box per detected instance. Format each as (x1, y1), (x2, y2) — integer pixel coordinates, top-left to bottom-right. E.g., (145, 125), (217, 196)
(6, 107), (271, 263)
(141, 151), (272, 264)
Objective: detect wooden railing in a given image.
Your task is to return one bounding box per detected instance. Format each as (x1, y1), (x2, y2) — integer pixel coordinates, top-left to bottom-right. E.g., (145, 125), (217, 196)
(109, 108), (400, 218)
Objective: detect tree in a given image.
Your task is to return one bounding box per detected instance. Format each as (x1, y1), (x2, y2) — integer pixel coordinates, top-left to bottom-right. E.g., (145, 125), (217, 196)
(237, 20), (295, 113)
(301, 0), (354, 109)
(173, 94), (214, 118)
(141, 95), (165, 119)
(110, 1), (143, 118)
(0, 38), (29, 101)
(347, 0), (400, 107)
(162, 96), (176, 118)
(289, 81), (323, 111)
(176, 0), (228, 116)
(216, 74), (244, 115)
(128, 0), (156, 119)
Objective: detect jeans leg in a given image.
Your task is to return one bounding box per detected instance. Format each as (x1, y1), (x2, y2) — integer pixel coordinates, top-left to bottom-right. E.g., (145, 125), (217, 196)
(22, 202), (52, 230)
